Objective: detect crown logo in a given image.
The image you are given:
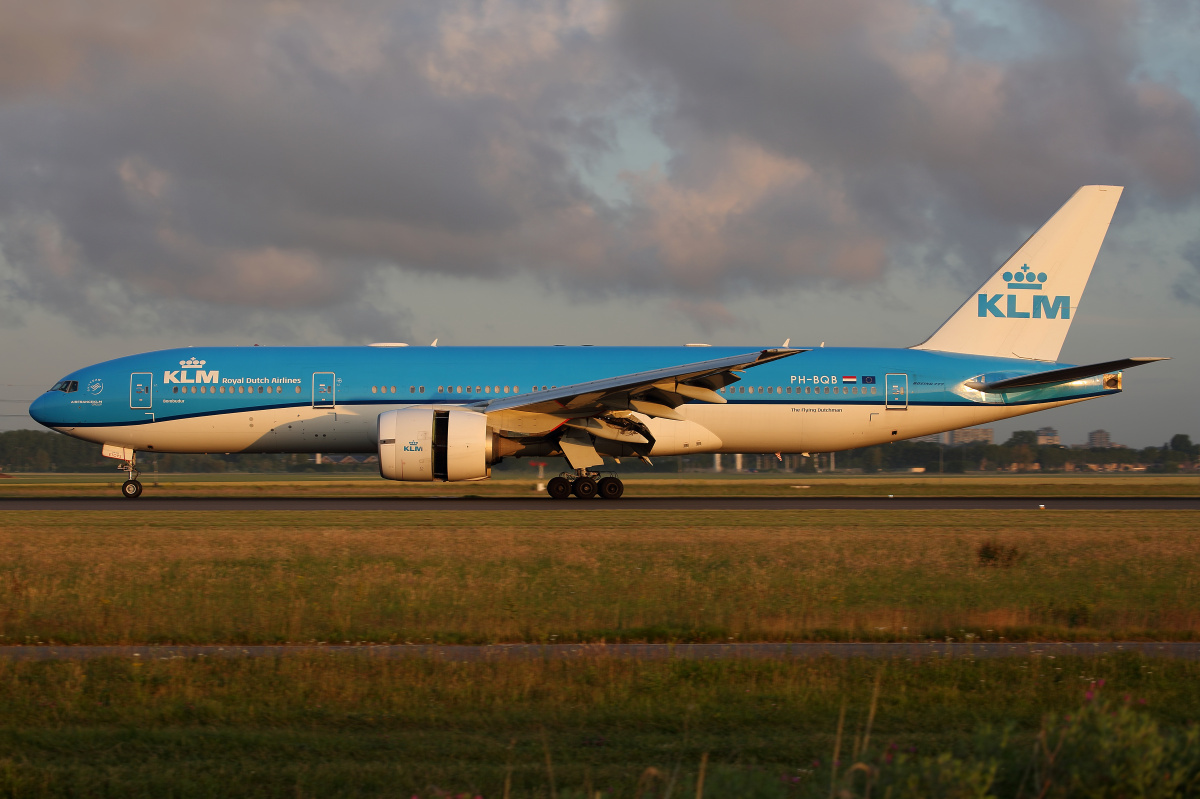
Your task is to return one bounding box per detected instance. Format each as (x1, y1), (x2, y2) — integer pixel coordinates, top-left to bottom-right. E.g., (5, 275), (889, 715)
(1002, 264), (1047, 290)
(180, 358), (207, 367)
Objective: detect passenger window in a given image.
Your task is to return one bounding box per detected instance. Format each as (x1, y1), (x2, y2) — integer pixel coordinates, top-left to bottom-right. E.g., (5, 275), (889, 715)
(438, 386), (444, 393)
(504, 386), (510, 393)
(786, 387), (792, 394)
(777, 387), (782, 394)
(871, 387), (877, 394)
(476, 386), (481, 393)
(390, 386), (396, 394)
(419, 386), (425, 393)
(767, 387), (773, 394)
(371, 386), (377, 394)
(172, 387), (178, 394)
(833, 387), (839, 394)
(294, 386), (301, 393)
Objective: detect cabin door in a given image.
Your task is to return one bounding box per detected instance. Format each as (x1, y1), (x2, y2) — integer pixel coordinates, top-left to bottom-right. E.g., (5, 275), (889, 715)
(130, 373), (153, 409)
(885, 373), (908, 410)
(312, 372), (336, 408)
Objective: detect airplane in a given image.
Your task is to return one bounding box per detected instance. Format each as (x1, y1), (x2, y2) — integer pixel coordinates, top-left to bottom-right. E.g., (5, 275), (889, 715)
(28, 185), (1166, 500)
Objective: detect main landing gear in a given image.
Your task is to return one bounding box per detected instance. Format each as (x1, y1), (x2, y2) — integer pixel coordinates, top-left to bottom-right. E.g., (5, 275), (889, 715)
(546, 470), (624, 501)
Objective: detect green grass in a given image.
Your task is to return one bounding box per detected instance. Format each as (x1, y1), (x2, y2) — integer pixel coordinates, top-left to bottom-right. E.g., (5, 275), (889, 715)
(0, 509), (1197, 644)
(0, 653), (1194, 797)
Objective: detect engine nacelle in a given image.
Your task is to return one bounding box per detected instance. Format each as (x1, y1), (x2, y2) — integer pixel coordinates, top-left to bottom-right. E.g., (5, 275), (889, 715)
(377, 408), (491, 482)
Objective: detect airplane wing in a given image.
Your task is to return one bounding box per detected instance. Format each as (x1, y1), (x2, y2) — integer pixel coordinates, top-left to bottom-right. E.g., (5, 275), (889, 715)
(471, 347), (805, 469)
(474, 348), (806, 419)
(965, 357), (1168, 392)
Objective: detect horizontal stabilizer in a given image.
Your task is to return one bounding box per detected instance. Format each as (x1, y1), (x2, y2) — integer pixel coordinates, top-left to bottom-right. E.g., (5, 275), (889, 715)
(965, 357), (1168, 392)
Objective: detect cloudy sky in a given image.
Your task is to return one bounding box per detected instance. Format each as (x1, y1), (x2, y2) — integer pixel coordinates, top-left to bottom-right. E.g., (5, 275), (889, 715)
(1, 0), (1197, 447)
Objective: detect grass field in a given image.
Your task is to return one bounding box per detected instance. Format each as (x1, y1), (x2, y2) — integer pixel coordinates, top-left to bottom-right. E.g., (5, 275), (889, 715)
(0, 473), (1197, 498)
(0, 652), (1195, 797)
(0, 509), (1197, 645)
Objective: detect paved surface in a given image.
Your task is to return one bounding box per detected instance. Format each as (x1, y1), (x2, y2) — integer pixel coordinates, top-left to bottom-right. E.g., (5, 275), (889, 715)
(0, 642), (1196, 661)
(2, 496), (1198, 511)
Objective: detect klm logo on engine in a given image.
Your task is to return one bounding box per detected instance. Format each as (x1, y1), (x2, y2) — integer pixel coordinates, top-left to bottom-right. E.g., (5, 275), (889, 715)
(403, 440), (423, 452)
(163, 358), (219, 384)
(977, 265), (1070, 319)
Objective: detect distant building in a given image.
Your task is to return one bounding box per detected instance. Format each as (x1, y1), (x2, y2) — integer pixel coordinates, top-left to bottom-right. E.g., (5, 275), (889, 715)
(1088, 429), (1112, 449)
(1036, 426), (1060, 446)
(911, 433), (945, 444)
(950, 428), (993, 446)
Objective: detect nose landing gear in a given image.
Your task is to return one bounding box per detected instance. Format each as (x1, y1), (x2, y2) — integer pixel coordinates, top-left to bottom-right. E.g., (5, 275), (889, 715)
(117, 451), (143, 499)
(547, 470), (625, 501)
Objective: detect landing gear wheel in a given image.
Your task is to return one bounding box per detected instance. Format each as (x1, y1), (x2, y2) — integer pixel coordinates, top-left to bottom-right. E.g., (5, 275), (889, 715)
(546, 476), (573, 500)
(121, 479), (143, 499)
(597, 476), (624, 500)
(572, 476), (598, 499)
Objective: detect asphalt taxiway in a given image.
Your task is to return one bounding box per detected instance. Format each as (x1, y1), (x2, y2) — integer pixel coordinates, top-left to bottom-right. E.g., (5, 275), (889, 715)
(0, 642), (1196, 661)
(1, 496), (1197, 511)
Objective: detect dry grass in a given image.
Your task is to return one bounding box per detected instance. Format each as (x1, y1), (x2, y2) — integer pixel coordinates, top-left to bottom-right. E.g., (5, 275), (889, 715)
(0, 509), (1196, 644)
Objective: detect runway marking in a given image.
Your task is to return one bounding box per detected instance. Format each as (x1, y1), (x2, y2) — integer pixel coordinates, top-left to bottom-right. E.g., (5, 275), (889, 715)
(1, 642), (1197, 661)
(2, 497), (1198, 511)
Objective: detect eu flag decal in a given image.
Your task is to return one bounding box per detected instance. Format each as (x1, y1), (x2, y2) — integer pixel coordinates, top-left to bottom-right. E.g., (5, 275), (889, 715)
(862, 376), (876, 384)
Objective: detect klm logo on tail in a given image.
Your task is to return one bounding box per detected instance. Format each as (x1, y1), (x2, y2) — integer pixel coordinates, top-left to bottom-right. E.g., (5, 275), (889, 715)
(978, 265), (1070, 319)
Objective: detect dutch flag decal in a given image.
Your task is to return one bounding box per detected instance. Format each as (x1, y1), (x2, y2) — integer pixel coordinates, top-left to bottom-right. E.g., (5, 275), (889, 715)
(841, 375), (857, 384)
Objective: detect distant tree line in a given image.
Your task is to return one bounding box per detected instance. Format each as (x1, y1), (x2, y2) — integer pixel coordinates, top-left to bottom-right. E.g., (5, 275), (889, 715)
(0, 431), (352, 474)
(1, 429), (1195, 474)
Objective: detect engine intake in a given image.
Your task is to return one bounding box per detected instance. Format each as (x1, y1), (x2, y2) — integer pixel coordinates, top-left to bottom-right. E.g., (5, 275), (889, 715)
(377, 408), (491, 481)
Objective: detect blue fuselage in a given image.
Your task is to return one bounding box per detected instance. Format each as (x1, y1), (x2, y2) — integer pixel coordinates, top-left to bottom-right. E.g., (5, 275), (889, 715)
(28, 345), (1117, 457)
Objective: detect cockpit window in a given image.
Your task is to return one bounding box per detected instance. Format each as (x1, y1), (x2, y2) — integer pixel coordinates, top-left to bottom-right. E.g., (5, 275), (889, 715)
(50, 380), (78, 393)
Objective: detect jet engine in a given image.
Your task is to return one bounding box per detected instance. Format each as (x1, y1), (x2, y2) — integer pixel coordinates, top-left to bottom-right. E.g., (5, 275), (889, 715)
(377, 408), (492, 481)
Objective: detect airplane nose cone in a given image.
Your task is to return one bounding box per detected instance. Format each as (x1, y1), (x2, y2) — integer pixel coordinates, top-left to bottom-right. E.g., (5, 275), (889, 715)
(28, 394), (54, 427)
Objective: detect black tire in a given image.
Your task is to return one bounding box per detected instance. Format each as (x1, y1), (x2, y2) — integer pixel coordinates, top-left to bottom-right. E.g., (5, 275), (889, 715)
(121, 479), (143, 499)
(547, 476), (573, 500)
(572, 477), (598, 499)
(597, 476), (624, 500)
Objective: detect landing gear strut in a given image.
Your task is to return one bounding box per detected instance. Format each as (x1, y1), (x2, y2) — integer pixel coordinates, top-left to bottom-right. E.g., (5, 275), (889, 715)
(547, 470), (624, 500)
(118, 452), (143, 499)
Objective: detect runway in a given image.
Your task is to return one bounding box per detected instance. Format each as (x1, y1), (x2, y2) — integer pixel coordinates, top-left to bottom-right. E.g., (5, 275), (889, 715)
(0, 641), (1196, 661)
(2, 496), (1198, 511)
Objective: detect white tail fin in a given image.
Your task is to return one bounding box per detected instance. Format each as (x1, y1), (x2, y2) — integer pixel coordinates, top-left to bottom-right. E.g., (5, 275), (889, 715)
(914, 185), (1123, 362)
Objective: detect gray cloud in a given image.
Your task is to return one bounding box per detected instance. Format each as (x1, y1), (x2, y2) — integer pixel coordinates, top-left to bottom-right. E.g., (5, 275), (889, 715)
(0, 0), (1197, 335)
